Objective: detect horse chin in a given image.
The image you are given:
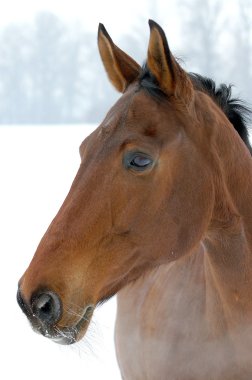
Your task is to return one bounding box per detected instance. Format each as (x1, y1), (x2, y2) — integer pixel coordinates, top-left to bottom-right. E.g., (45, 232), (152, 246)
(56, 304), (95, 345)
(34, 304), (95, 345)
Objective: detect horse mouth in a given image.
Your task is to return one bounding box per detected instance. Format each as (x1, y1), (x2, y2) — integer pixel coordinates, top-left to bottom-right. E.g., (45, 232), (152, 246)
(55, 305), (95, 345)
(17, 288), (95, 345)
(33, 304), (95, 345)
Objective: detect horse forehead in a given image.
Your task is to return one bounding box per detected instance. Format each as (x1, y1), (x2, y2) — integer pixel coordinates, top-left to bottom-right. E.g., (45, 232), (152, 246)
(102, 89), (161, 132)
(127, 91), (159, 118)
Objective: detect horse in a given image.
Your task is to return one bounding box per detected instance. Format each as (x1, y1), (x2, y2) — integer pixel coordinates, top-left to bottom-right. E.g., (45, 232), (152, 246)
(17, 20), (252, 379)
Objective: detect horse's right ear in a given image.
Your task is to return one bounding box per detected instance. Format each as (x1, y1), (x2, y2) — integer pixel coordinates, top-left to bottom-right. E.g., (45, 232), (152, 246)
(98, 24), (141, 93)
(147, 20), (193, 103)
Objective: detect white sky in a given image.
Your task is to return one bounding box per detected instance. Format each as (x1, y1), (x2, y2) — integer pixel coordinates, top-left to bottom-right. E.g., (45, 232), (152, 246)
(0, 0), (240, 62)
(0, 0), (183, 47)
(0, 0), (172, 30)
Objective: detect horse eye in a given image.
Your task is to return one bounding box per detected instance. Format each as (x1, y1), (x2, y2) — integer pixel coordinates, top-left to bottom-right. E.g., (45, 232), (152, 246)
(131, 155), (152, 168)
(124, 153), (153, 171)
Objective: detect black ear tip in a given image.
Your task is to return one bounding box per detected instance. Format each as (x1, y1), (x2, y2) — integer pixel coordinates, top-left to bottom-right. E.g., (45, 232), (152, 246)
(98, 23), (106, 34)
(98, 23), (112, 43)
(148, 19), (160, 30)
(148, 20), (168, 45)
(148, 19), (154, 27)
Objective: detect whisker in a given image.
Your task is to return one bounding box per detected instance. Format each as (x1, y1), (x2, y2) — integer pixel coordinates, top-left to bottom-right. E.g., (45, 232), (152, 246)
(62, 301), (99, 328)
(64, 308), (84, 319)
(54, 299), (114, 360)
(54, 326), (68, 339)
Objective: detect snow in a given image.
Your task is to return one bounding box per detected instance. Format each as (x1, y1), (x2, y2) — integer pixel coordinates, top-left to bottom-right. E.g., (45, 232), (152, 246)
(0, 125), (121, 380)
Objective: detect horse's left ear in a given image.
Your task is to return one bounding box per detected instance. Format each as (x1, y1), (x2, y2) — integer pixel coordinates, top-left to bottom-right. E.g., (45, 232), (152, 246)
(98, 23), (141, 93)
(147, 20), (193, 102)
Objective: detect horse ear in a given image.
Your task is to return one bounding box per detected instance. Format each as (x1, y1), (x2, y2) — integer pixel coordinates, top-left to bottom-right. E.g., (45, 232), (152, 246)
(98, 23), (141, 93)
(147, 20), (193, 101)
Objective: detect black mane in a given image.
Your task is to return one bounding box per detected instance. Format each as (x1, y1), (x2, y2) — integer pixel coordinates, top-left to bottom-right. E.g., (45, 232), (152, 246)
(189, 73), (252, 154)
(139, 66), (252, 154)
(139, 64), (165, 99)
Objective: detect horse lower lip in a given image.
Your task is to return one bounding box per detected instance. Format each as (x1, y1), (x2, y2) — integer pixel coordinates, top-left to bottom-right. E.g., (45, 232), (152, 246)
(52, 304), (95, 345)
(76, 305), (94, 328)
(52, 335), (76, 345)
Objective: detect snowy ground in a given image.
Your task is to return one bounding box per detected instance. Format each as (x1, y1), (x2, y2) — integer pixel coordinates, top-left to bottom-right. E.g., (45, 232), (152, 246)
(1, 125), (251, 380)
(0, 125), (121, 380)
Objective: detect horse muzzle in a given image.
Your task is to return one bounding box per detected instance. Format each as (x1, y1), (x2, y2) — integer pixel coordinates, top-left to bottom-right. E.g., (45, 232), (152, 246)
(17, 287), (94, 345)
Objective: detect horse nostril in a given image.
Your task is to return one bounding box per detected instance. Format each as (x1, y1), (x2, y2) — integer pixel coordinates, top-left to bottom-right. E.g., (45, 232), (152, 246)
(32, 291), (62, 325)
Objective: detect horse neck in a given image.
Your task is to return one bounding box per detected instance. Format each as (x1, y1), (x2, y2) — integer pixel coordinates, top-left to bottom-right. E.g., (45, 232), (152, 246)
(204, 113), (252, 324)
(209, 115), (252, 244)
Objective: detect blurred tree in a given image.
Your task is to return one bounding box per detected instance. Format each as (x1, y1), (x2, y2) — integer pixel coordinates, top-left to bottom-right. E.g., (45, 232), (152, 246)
(0, 13), (98, 124)
(232, 0), (252, 102)
(29, 12), (66, 123)
(179, 0), (224, 78)
(0, 5), (250, 125)
(0, 23), (31, 123)
(177, 0), (252, 106)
